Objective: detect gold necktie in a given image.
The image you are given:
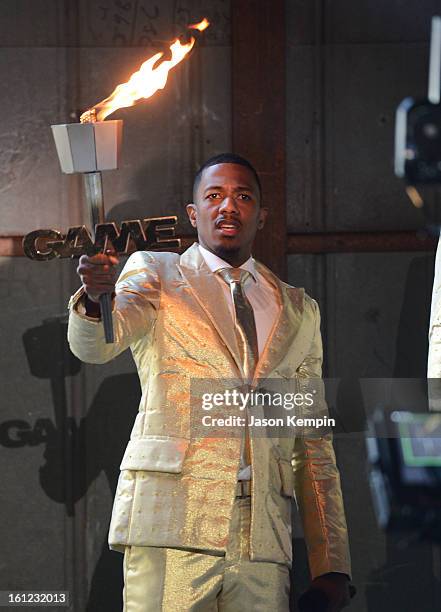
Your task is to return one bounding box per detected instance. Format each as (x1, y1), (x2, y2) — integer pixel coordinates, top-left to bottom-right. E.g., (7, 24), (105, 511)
(217, 268), (259, 381)
(217, 267), (258, 467)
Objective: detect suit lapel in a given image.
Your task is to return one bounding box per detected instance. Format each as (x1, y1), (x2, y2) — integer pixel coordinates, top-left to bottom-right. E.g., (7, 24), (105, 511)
(177, 243), (244, 376)
(252, 260), (305, 381)
(177, 243), (305, 381)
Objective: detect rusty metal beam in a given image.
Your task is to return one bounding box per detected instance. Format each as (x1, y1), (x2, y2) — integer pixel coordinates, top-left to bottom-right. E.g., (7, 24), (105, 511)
(231, 0), (287, 279)
(181, 231), (437, 254)
(3, 231), (436, 258)
(0, 236), (25, 257)
(177, 231), (438, 254)
(286, 230), (437, 254)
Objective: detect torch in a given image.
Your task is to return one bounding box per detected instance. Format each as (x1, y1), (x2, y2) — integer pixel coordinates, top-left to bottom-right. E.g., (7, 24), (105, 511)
(51, 113), (121, 343)
(48, 18), (209, 344)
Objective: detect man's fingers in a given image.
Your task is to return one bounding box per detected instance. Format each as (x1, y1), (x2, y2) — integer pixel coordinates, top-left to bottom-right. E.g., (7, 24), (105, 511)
(82, 251), (118, 303)
(78, 275), (118, 288)
(78, 253), (119, 267)
(78, 266), (117, 277)
(75, 251), (119, 303)
(81, 275), (117, 287)
(77, 261), (117, 273)
(77, 253), (119, 279)
(86, 287), (114, 297)
(105, 248), (118, 263)
(83, 283), (115, 298)
(82, 281), (116, 291)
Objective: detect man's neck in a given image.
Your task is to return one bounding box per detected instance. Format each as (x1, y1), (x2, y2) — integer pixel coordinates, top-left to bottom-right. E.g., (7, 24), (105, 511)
(198, 243), (251, 268)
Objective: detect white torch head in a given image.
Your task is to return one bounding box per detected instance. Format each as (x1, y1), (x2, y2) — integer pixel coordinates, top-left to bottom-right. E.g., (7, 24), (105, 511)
(51, 120), (123, 174)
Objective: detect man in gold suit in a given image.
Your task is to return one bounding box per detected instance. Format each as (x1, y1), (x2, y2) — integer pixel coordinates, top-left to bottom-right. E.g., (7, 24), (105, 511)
(68, 154), (353, 611)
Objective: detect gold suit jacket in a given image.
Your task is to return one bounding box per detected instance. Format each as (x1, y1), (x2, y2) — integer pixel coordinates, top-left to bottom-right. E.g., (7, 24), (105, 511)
(67, 242), (351, 579)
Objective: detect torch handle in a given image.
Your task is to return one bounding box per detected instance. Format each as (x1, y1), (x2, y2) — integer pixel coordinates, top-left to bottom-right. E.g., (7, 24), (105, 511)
(83, 171), (105, 230)
(83, 171), (115, 344)
(99, 293), (115, 343)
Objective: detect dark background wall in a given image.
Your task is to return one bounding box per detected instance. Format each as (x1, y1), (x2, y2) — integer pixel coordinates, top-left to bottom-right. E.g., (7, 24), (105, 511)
(285, 2), (440, 611)
(0, 1), (440, 611)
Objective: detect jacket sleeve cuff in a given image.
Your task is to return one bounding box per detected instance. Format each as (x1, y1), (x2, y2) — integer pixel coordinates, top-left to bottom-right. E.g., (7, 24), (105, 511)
(68, 286), (115, 322)
(308, 547), (352, 581)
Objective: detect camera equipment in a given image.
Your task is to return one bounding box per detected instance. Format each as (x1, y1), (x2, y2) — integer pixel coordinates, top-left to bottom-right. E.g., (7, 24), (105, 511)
(395, 17), (441, 188)
(367, 410), (441, 543)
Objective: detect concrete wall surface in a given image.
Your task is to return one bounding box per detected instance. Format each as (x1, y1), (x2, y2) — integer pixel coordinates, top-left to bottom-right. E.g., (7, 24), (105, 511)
(0, 1), (440, 611)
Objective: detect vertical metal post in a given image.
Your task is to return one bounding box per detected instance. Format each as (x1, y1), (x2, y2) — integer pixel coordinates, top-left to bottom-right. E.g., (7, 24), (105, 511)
(232, 0), (286, 280)
(83, 171), (114, 343)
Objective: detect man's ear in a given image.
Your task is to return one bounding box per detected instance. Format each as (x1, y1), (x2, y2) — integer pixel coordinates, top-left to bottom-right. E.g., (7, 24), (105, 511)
(257, 206), (269, 229)
(186, 203), (197, 228)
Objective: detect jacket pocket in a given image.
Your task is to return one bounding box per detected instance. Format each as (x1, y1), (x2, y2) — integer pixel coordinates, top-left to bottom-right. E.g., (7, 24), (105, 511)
(120, 436), (189, 473)
(277, 458), (295, 497)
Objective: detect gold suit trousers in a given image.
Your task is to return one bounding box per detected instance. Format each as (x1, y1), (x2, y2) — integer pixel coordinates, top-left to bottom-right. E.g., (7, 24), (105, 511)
(122, 497), (290, 611)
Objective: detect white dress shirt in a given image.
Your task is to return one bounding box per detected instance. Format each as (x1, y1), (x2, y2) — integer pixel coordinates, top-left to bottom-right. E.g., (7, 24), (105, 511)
(198, 244), (280, 356)
(198, 244), (280, 479)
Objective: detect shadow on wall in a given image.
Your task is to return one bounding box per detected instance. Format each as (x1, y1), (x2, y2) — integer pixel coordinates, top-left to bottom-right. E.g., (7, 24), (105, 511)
(0, 317), (140, 611)
(104, 161), (194, 238)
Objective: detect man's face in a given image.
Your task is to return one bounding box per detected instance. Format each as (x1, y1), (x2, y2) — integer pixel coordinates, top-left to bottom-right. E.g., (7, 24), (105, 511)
(186, 163), (268, 265)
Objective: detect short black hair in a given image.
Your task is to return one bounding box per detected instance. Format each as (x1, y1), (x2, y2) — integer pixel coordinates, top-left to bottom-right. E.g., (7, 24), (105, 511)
(193, 153), (262, 200)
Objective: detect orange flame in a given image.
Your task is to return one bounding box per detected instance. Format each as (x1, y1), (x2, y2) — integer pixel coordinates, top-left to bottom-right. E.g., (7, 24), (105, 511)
(189, 18), (210, 32)
(81, 19), (210, 123)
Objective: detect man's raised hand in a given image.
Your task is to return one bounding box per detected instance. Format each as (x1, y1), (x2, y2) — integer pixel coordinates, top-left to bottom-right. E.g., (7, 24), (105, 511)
(76, 250), (119, 303)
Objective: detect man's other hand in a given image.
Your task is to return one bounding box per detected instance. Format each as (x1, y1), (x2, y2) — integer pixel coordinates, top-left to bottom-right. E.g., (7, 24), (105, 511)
(298, 572), (354, 612)
(76, 251), (119, 303)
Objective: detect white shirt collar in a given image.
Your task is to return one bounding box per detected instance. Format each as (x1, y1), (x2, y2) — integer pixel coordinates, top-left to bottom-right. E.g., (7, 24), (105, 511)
(198, 244), (257, 283)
